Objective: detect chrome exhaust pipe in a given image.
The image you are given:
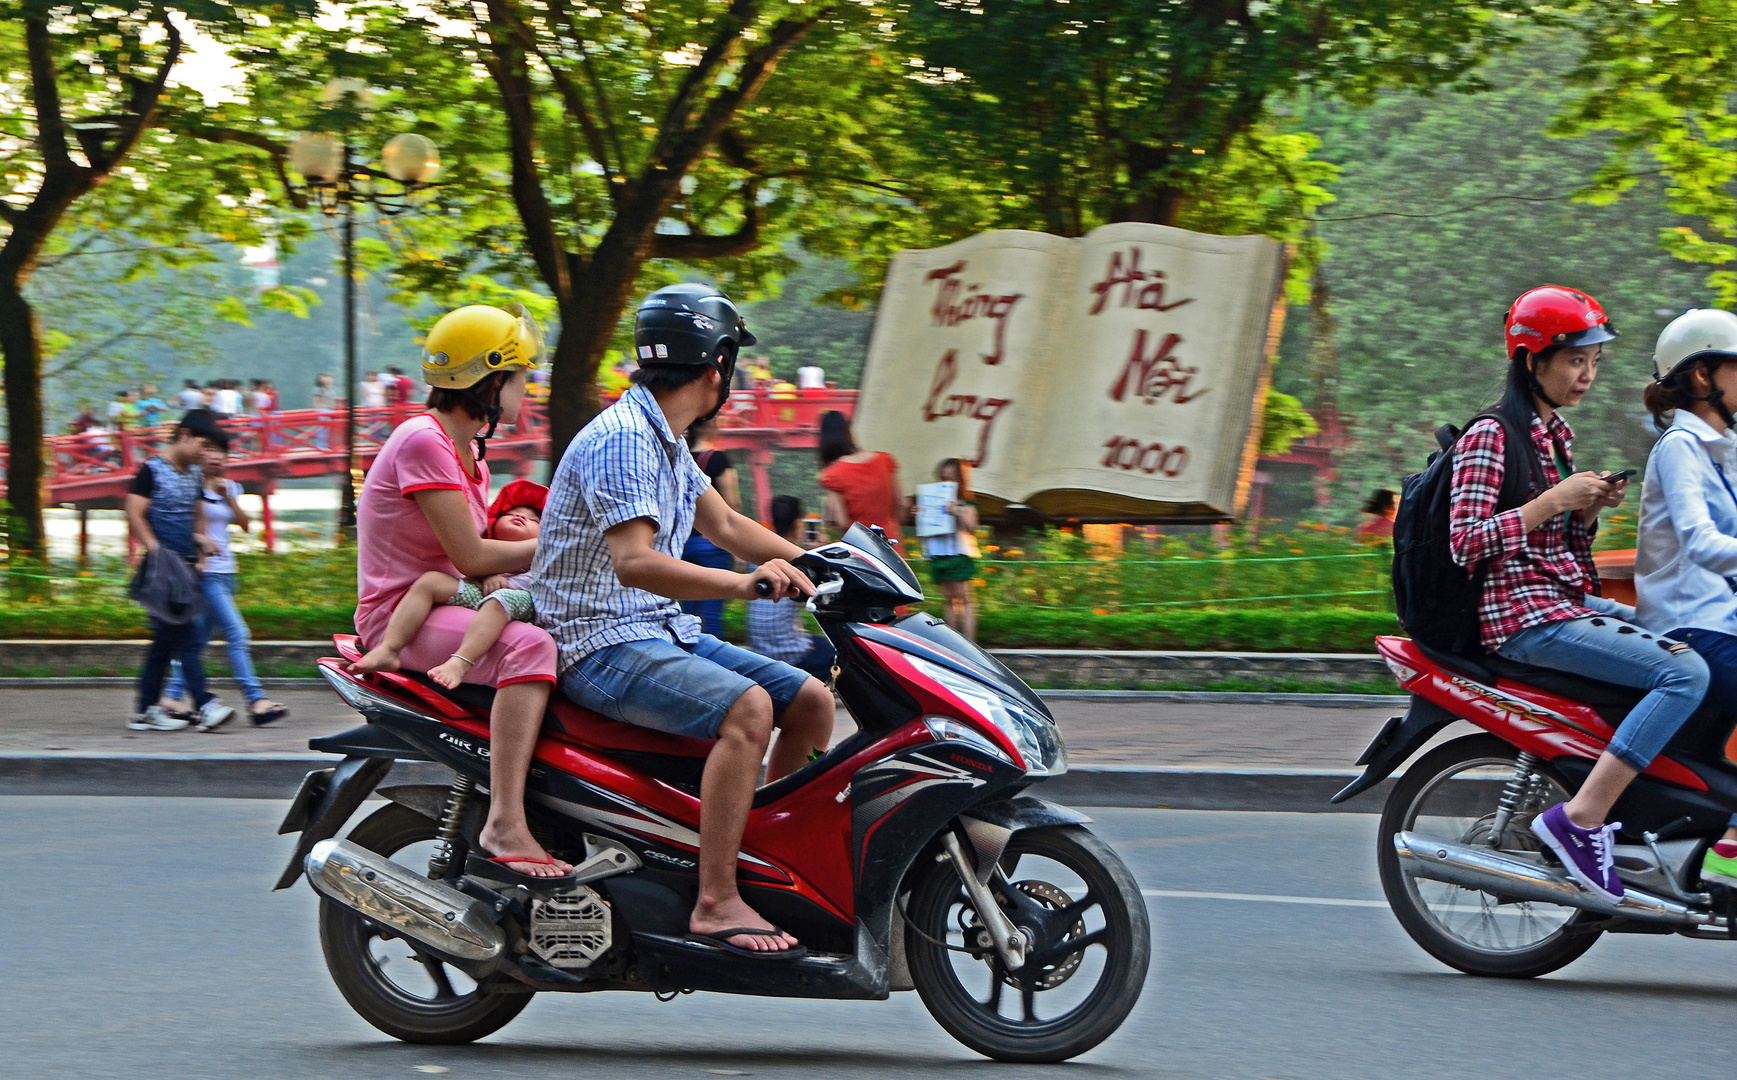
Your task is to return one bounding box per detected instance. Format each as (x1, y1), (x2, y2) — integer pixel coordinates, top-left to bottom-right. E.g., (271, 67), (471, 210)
(305, 838), (506, 962)
(1394, 831), (1716, 926)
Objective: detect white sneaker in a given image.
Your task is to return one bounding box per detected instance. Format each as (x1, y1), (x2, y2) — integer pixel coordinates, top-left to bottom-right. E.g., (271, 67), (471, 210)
(128, 706), (191, 731)
(195, 700), (237, 732)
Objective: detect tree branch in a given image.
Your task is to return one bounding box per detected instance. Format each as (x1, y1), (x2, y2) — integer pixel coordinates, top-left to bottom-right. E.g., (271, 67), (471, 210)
(655, 0), (757, 145)
(497, 1), (616, 191)
(173, 121), (308, 209)
(0, 202), (20, 227)
(87, 16), (182, 173)
(650, 178), (761, 260)
(656, 9), (831, 178)
(24, 18), (74, 169)
(479, 0), (573, 303)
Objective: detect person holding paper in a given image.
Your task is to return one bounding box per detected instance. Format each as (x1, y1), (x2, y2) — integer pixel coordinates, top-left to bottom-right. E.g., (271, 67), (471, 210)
(920, 457), (981, 641)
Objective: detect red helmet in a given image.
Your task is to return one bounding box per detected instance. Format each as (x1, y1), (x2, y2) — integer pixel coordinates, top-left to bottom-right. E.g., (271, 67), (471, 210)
(486, 479), (548, 537)
(1504, 286), (1619, 359)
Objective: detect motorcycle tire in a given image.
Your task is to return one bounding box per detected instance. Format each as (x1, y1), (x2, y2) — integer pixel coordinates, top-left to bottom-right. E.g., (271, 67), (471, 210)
(905, 825), (1149, 1063)
(318, 802), (534, 1044)
(1378, 733), (1603, 979)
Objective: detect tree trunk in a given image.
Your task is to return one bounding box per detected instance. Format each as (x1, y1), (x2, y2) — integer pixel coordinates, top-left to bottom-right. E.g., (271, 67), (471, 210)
(0, 281), (46, 559)
(544, 241), (657, 461)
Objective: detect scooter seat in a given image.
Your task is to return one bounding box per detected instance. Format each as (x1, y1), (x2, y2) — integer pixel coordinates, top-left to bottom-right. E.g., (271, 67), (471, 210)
(329, 634), (717, 760)
(542, 697), (718, 759)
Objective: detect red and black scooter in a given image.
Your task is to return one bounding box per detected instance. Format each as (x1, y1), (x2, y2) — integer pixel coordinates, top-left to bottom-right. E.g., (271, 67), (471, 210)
(274, 525), (1148, 1063)
(1336, 634), (1737, 978)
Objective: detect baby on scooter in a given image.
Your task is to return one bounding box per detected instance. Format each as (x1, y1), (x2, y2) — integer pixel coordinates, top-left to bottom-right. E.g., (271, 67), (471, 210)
(354, 479), (547, 687)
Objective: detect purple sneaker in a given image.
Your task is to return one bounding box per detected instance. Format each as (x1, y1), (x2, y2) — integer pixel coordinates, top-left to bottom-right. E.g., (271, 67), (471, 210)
(1530, 803), (1624, 904)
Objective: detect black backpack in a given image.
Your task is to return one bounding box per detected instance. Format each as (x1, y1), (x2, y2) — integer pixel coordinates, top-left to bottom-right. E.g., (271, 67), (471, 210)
(1391, 409), (1547, 654)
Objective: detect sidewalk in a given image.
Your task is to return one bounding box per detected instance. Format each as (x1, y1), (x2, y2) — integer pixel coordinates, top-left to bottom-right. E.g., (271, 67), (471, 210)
(0, 686), (1432, 809)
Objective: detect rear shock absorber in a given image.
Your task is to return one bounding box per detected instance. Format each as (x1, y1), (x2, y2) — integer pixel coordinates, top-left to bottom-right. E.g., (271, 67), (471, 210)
(1487, 750), (1540, 847)
(427, 775), (477, 879)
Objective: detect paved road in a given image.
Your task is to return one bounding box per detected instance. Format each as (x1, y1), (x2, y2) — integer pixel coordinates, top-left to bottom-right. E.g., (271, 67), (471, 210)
(3, 798), (1730, 1079)
(0, 686), (1408, 768)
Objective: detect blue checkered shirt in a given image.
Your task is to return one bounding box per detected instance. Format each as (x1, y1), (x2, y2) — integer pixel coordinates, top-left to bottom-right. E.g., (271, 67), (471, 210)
(531, 384), (712, 673)
(746, 585), (814, 665)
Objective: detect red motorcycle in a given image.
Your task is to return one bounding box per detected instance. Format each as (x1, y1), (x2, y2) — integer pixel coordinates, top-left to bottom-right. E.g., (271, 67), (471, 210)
(275, 526), (1149, 1062)
(1336, 635), (1737, 978)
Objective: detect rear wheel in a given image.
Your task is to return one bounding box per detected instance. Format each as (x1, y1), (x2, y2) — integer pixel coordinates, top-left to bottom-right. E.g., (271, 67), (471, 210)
(1378, 734), (1602, 978)
(905, 825), (1150, 1063)
(318, 803), (533, 1043)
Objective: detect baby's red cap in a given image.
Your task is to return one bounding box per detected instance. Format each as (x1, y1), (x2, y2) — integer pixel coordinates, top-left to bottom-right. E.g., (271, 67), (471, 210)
(487, 479), (549, 537)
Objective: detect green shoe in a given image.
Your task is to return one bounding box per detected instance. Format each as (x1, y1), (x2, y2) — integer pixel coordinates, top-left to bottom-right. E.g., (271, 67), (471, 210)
(1701, 848), (1737, 888)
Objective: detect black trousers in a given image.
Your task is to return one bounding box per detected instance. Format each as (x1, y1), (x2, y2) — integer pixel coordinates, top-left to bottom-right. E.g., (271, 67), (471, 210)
(137, 616), (210, 713)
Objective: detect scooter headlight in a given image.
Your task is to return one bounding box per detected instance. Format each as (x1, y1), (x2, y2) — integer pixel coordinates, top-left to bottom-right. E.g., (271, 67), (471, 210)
(908, 656), (1067, 777)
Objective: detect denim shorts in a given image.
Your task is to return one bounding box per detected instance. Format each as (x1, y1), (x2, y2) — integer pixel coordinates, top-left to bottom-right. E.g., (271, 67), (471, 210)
(560, 633), (813, 739)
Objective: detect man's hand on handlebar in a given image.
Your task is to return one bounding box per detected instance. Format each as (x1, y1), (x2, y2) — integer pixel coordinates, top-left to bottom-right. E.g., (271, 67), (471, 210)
(743, 559), (815, 601)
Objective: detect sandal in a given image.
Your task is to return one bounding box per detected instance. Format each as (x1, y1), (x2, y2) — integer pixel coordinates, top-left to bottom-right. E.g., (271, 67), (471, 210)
(683, 926), (807, 960)
(250, 702), (290, 726)
(464, 850), (580, 890)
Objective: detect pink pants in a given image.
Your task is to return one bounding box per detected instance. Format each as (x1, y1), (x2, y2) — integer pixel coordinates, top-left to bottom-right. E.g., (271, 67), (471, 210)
(396, 603), (557, 687)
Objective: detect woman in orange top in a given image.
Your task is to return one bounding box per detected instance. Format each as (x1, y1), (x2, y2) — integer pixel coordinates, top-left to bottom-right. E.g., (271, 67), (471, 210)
(1357, 488), (1397, 542)
(818, 410), (904, 544)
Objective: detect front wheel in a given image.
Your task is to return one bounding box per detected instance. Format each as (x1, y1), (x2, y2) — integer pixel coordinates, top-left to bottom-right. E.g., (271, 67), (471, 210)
(1378, 733), (1602, 978)
(905, 825), (1150, 1063)
(318, 803), (534, 1043)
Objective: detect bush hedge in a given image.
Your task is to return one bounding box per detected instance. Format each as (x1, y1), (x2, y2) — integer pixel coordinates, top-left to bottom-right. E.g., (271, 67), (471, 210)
(0, 601), (1396, 653)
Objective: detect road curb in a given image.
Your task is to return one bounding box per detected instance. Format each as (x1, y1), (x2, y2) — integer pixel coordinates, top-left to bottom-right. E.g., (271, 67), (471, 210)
(0, 753), (1384, 810)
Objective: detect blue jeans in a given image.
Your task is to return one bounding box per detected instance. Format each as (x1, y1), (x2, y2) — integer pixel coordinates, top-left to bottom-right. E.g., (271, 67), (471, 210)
(1497, 613), (1709, 771)
(166, 572), (264, 705)
(560, 633), (812, 739)
(679, 533), (731, 638)
(1664, 626), (1737, 828)
(791, 635), (836, 682)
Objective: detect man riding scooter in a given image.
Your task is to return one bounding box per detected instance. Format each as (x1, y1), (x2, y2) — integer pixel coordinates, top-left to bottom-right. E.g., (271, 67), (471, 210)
(530, 283), (836, 957)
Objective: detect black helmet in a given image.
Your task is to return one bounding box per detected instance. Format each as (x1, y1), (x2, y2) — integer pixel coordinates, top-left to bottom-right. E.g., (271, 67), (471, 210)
(634, 283), (757, 367)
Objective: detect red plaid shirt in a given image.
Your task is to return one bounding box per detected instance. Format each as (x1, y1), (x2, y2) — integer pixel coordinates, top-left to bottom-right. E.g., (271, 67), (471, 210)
(1448, 414), (1601, 651)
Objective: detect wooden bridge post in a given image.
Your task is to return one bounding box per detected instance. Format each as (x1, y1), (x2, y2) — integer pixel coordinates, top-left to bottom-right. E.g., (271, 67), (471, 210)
(260, 480), (276, 554)
(78, 508), (88, 565)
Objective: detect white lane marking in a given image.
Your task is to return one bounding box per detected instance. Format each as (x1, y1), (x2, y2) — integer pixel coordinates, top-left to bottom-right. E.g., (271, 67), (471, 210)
(1142, 888), (1388, 909)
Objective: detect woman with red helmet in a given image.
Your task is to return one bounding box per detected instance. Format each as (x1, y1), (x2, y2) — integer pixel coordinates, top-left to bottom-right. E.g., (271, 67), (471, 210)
(1448, 286), (1710, 906)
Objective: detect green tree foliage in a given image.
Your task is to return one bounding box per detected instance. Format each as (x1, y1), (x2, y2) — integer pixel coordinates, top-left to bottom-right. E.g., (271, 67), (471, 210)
(226, 0), (912, 457)
(0, 0), (314, 555)
(1256, 390), (1320, 456)
(1554, 0), (1737, 302)
(893, 0), (1523, 263)
(1276, 31), (1712, 519)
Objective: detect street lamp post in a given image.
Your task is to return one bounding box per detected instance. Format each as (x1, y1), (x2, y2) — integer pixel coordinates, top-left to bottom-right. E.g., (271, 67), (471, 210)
(288, 80), (439, 541)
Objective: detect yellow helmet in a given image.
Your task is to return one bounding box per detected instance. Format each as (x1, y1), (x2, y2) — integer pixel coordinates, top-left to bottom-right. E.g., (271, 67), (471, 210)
(421, 303), (545, 389)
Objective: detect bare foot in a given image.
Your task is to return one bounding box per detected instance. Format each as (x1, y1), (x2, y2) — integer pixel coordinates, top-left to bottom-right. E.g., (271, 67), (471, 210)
(691, 893), (800, 952)
(348, 644), (400, 676)
(478, 821), (573, 877)
(428, 656), (468, 689)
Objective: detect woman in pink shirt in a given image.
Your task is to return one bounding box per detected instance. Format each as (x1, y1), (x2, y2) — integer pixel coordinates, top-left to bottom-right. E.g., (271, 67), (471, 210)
(351, 304), (566, 878)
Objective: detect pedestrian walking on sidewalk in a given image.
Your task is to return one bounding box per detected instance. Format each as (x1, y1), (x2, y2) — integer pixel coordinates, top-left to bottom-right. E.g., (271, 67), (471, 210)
(124, 410), (236, 733)
(161, 431), (291, 726)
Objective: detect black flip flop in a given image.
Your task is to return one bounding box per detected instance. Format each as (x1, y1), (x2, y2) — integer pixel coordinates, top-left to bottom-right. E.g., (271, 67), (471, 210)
(464, 851), (581, 890)
(684, 926), (808, 960)
(250, 704), (290, 726)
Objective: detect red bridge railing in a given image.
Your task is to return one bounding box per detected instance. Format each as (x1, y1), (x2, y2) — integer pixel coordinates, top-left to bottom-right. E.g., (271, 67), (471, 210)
(4, 388), (857, 548)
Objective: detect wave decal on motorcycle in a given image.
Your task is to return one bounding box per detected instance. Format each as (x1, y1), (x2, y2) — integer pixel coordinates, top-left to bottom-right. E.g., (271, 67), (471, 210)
(529, 781), (790, 882)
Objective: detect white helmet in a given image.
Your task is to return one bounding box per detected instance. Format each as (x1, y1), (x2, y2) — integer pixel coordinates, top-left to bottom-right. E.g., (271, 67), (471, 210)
(1653, 308), (1737, 382)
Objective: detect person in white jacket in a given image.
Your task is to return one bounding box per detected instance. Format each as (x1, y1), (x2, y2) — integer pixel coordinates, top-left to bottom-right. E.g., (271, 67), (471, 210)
(1636, 307), (1737, 887)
